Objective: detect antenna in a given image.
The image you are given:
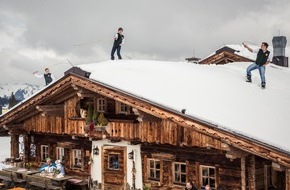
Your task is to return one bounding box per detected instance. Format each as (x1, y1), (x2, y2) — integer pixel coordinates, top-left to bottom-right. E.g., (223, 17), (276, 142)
(67, 59), (74, 67)
(193, 48), (195, 57)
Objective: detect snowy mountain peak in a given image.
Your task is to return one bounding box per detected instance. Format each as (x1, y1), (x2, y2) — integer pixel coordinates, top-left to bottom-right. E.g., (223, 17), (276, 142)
(0, 83), (40, 100)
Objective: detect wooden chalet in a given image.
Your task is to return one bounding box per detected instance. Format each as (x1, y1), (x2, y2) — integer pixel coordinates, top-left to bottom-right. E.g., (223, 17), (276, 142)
(0, 67), (290, 190)
(199, 46), (254, 65)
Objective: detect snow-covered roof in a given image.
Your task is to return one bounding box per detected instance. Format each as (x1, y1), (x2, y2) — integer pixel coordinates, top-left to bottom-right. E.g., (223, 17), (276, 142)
(79, 60), (290, 153)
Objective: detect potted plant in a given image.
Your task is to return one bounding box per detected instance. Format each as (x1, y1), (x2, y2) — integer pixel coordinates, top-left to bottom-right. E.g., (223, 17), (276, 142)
(84, 105), (108, 133)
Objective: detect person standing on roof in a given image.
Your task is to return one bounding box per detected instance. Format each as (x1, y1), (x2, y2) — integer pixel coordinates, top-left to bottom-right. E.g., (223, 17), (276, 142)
(33, 68), (55, 86)
(243, 42), (272, 89)
(111, 27), (125, 60)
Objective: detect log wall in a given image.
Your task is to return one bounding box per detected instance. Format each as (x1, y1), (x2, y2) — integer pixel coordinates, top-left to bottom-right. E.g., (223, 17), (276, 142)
(108, 120), (222, 150)
(141, 144), (241, 190)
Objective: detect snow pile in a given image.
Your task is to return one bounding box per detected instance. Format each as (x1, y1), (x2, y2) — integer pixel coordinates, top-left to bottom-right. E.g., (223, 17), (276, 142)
(79, 60), (290, 153)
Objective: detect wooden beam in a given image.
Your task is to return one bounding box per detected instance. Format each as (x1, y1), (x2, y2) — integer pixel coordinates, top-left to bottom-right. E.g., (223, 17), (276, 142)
(71, 84), (79, 90)
(14, 109), (40, 123)
(264, 165), (268, 190)
(45, 84), (77, 104)
(272, 162), (283, 172)
(286, 169), (290, 190)
(4, 123), (23, 130)
(249, 155), (256, 190)
(10, 134), (19, 159)
(77, 92), (97, 99)
(36, 105), (64, 112)
(241, 156), (246, 190)
(41, 110), (64, 117)
(54, 91), (78, 104)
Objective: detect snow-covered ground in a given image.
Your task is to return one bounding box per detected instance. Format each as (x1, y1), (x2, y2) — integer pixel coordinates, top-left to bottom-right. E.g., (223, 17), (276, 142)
(79, 60), (290, 153)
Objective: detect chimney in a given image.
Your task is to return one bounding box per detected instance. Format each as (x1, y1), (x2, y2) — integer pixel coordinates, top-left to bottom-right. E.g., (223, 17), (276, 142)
(64, 67), (91, 78)
(272, 36), (288, 67)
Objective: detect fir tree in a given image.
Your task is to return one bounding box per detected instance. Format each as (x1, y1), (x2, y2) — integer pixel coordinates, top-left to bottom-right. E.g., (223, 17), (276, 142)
(8, 92), (19, 109)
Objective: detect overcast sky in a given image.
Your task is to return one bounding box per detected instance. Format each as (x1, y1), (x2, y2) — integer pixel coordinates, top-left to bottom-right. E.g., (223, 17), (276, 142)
(1, 0), (290, 85)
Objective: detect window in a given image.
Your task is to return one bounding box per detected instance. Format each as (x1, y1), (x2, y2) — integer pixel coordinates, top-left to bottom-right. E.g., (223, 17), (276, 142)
(97, 98), (106, 112)
(56, 147), (64, 162)
(73, 149), (82, 168)
(148, 159), (161, 181)
(108, 154), (119, 170)
(40, 145), (49, 161)
(173, 162), (187, 184)
(200, 165), (216, 189)
(119, 103), (129, 114)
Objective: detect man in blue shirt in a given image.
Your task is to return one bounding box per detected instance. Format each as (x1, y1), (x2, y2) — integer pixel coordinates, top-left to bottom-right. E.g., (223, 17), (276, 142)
(39, 157), (56, 173)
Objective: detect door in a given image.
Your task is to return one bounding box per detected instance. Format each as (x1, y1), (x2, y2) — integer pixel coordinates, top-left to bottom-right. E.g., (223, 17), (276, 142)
(102, 146), (126, 190)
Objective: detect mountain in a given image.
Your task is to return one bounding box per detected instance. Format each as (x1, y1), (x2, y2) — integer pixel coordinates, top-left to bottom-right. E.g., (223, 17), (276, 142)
(0, 83), (40, 104)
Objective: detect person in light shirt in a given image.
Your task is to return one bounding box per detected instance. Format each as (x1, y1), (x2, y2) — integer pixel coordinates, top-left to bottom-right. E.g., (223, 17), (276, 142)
(55, 159), (65, 176)
(33, 68), (55, 86)
(243, 42), (272, 89)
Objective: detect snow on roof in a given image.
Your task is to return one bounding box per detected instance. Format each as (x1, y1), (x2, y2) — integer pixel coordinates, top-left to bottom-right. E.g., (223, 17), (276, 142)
(79, 60), (290, 153)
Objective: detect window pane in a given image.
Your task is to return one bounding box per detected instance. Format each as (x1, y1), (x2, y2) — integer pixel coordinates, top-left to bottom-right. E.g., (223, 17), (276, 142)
(155, 161), (160, 169)
(209, 168), (215, 177)
(181, 174), (186, 182)
(202, 178), (209, 186)
(175, 173), (180, 182)
(150, 169), (155, 178)
(202, 168), (208, 176)
(150, 160), (154, 168)
(209, 178), (215, 187)
(108, 155), (119, 170)
(181, 164), (186, 173)
(156, 171), (160, 179)
(175, 164), (179, 172)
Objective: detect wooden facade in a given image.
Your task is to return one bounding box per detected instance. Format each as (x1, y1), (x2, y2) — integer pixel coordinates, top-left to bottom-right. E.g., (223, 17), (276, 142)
(1, 71), (290, 190)
(199, 46), (254, 65)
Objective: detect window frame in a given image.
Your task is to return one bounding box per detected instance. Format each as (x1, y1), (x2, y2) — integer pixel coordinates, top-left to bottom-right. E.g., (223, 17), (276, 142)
(200, 165), (216, 190)
(173, 162), (187, 185)
(108, 154), (120, 170)
(56, 147), (65, 162)
(40, 145), (49, 161)
(148, 159), (161, 181)
(97, 98), (106, 112)
(119, 102), (130, 114)
(72, 149), (82, 169)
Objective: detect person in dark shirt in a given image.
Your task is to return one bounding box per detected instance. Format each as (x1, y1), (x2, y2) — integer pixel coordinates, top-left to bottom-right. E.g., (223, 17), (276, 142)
(33, 68), (55, 86)
(111, 27), (125, 60)
(243, 42), (272, 89)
